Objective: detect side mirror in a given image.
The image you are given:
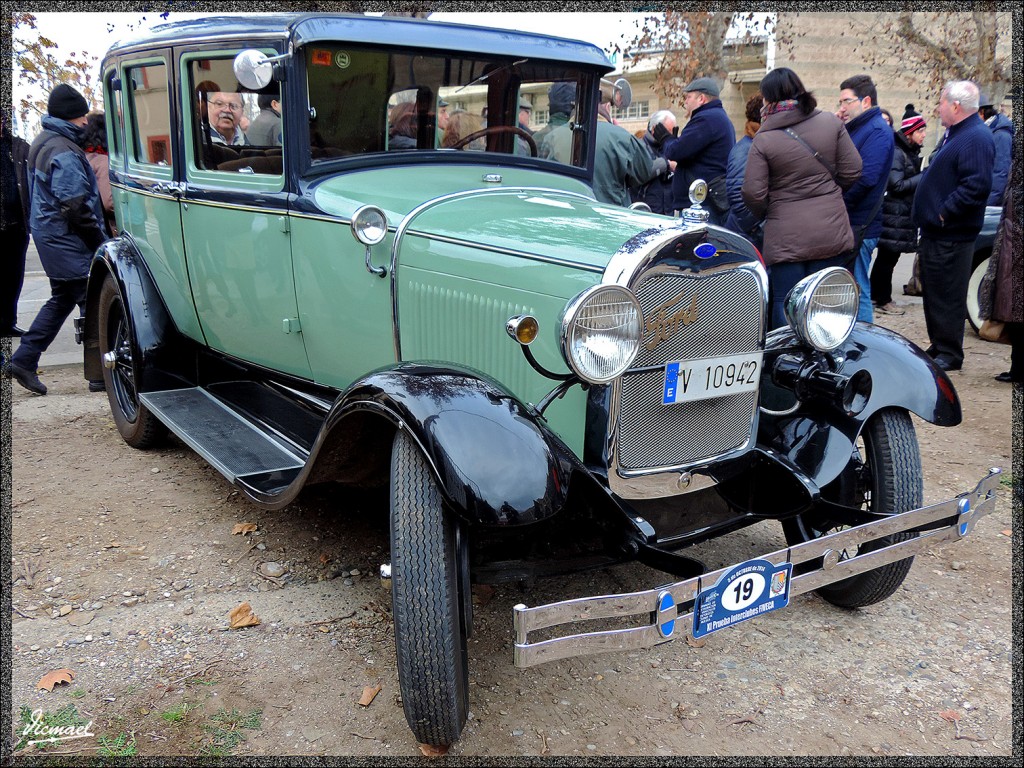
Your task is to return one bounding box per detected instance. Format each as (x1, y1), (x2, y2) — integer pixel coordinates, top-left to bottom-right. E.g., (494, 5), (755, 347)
(233, 49), (290, 90)
(602, 77), (633, 110)
(611, 78), (632, 110)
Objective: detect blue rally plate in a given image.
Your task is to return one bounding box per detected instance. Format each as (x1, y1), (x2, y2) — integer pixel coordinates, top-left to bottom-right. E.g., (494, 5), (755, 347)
(692, 558), (792, 639)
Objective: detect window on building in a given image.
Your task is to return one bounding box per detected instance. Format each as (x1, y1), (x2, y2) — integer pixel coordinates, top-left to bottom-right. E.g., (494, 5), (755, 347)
(611, 100), (650, 122)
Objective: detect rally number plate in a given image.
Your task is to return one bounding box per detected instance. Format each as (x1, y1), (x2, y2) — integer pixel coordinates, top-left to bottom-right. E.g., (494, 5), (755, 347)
(692, 558), (792, 639)
(662, 351), (762, 405)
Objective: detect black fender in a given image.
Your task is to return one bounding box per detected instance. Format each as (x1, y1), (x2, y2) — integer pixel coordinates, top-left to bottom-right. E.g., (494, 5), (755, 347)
(759, 322), (961, 489)
(302, 363), (576, 527)
(83, 235), (194, 391)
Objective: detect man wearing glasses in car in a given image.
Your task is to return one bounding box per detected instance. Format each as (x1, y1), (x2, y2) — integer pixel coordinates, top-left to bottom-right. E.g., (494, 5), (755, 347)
(207, 92), (249, 146)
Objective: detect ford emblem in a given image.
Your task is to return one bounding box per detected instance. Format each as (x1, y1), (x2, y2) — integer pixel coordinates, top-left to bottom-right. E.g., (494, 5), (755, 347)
(694, 243), (717, 260)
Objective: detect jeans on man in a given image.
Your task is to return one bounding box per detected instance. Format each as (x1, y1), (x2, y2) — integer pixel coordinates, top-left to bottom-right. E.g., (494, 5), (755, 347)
(853, 237), (877, 323)
(10, 277), (88, 371)
(918, 236), (974, 368)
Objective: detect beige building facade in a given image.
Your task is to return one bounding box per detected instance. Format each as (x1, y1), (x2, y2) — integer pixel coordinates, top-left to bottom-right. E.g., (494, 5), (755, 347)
(595, 11), (1012, 156)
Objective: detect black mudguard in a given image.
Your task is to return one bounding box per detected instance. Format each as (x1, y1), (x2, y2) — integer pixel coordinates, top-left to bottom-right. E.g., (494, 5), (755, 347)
(83, 235), (194, 391)
(308, 364), (576, 526)
(759, 322), (961, 490)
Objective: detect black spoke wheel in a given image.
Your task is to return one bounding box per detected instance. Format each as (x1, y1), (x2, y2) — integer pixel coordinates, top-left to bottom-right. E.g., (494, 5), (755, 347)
(390, 430), (469, 746)
(782, 408), (922, 608)
(98, 277), (165, 449)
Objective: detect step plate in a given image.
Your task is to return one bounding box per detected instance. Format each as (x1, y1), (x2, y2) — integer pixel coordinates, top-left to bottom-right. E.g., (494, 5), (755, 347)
(141, 388), (304, 482)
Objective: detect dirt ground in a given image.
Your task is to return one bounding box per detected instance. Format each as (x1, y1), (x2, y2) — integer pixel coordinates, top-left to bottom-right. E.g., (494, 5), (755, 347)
(3, 305), (1019, 759)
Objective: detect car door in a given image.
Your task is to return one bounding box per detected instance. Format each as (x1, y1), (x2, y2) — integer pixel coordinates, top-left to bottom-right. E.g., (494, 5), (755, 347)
(112, 54), (205, 345)
(177, 48), (311, 379)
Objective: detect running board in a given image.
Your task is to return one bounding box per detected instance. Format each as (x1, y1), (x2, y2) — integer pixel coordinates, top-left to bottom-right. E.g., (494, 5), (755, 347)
(513, 468), (1002, 668)
(140, 388), (305, 489)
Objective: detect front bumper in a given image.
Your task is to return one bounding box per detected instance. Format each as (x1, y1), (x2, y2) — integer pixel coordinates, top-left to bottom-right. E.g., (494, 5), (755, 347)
(513, 468), (1002, 668)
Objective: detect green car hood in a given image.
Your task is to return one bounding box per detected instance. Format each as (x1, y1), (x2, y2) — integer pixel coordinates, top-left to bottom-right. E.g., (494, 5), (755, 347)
(311, 165), (678, 271)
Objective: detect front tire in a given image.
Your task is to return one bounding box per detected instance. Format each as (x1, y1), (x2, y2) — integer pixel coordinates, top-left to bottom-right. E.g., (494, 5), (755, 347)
(782, 408), (922, 608)
(98, 276), (166, 449)
(390, 430), (469, 746)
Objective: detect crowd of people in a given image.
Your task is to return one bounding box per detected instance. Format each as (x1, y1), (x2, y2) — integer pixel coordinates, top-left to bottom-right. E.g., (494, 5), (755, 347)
(3, 69), (1018, 396)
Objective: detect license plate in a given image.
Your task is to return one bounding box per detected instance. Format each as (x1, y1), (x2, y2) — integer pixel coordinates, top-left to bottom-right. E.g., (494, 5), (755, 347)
(692, 558), (792, 639)
(662, 351), (762, 405)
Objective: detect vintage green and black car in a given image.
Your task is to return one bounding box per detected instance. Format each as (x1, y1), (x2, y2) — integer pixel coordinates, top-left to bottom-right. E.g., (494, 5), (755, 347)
(85, 13), (1000, 747)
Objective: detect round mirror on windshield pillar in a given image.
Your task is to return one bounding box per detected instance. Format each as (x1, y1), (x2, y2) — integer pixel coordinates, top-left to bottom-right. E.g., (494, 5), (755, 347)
(233, 49), (274, 90)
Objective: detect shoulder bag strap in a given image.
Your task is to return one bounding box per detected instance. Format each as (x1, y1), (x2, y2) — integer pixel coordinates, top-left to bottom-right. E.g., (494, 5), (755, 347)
(783, 127), (838, 181)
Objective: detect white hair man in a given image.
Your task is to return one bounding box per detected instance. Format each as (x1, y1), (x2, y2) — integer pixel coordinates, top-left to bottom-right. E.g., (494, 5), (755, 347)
(631, 110), (677, 214)
(911, 80), (995, 372)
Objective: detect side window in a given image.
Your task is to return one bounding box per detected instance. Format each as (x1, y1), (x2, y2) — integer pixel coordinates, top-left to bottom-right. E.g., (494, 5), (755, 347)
(104, 68), (123, 164)
(125, 63), (171, 166)
(190, 58), (283, 175)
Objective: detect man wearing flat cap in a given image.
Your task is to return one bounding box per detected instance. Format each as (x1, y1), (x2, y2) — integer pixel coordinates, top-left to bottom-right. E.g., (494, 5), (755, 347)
(979, 92), (1013, 206)
(4, 84), (107, 396)
(657, 76), (736, 223)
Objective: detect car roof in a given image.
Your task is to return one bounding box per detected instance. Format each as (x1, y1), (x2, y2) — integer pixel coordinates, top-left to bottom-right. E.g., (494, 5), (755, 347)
(104, 13), (614, 72)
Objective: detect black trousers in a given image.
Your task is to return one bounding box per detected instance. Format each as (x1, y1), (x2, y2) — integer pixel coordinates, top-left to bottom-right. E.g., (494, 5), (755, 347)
(918, 236), (974, 367)
(1, 222), (29, 330)
(869, 244), (905, 307)
(10, 277), (88, 371)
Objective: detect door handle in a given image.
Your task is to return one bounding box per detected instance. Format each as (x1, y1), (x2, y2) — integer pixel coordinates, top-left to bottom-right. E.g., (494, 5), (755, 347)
(152, 181), (185, 198)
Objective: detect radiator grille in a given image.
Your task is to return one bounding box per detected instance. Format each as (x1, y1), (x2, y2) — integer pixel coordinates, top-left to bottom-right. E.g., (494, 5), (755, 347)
(617, 268), (763, 470)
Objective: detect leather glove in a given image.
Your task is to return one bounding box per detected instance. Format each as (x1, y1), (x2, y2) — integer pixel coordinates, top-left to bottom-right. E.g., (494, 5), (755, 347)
(652, 122), (672, 147)
(672, 125), (679, 137)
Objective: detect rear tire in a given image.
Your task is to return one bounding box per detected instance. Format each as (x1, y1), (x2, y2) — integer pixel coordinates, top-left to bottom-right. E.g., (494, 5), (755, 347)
(98, 276), (166, 449)
(390, 430), (469, 746)
(783, 408), (922, 608)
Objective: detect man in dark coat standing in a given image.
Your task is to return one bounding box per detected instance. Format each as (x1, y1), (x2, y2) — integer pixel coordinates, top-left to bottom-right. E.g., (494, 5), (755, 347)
(838, 74), (894, 323)
(4, 84), (107, 395)
(1, 109), (31, 337)
(658, 77), (735, 224)
(912, 80), (994, 372)
(979, 93), (1013, 206)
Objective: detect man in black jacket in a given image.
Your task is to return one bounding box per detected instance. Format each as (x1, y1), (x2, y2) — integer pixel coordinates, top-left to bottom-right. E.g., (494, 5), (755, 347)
(1, 109), (31, 337)
(4, 84), (107, 395)
(912, 81), (994, 372)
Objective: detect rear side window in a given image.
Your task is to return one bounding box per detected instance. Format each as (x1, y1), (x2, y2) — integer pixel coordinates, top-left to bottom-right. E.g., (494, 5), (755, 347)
(125, 63), (171, 166)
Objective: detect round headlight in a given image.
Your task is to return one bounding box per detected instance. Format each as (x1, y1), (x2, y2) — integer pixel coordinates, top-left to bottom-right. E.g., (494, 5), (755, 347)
(784, 267), (859, 351)
(351, 205), (388, 246)
(560, 285), (643, 384)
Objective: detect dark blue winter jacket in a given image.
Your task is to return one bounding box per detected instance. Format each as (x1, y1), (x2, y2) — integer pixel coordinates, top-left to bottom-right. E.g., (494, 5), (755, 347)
(27, 115), (107, 280)
(912, 112), (994, 243)
(663, 99), (735, 211)
(842, 106), (894, 241)
(724, 134), (762, 247)
(986, 112), (1013, 206)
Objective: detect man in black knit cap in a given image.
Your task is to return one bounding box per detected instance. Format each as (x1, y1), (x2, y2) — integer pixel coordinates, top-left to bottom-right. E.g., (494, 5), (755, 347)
(4, 84), (107, 396)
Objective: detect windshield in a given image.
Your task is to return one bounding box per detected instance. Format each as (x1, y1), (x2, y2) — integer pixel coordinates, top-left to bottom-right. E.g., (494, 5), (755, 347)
(304, 44), (591, 167)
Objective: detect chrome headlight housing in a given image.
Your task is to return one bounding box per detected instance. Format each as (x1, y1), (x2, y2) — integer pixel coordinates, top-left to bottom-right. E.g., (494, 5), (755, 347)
(560, 285), (643, 384)
(784, 267), (859, 351)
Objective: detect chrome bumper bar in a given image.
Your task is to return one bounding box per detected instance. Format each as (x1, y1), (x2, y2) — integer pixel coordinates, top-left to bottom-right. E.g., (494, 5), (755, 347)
(513, 468), (1002, 668)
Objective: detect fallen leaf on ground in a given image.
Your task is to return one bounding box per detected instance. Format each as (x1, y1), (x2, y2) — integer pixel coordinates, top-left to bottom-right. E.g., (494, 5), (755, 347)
(419, 743), (450, 756)
(319, 553), (332, 564)
(358, 684), (382, 707)
(228, 602), (261, 629)
(38, 668), (75, 691)
(1001, 529), (1012, 537)
(937, 709), (962, 723)
(232, 523), (258, 535)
